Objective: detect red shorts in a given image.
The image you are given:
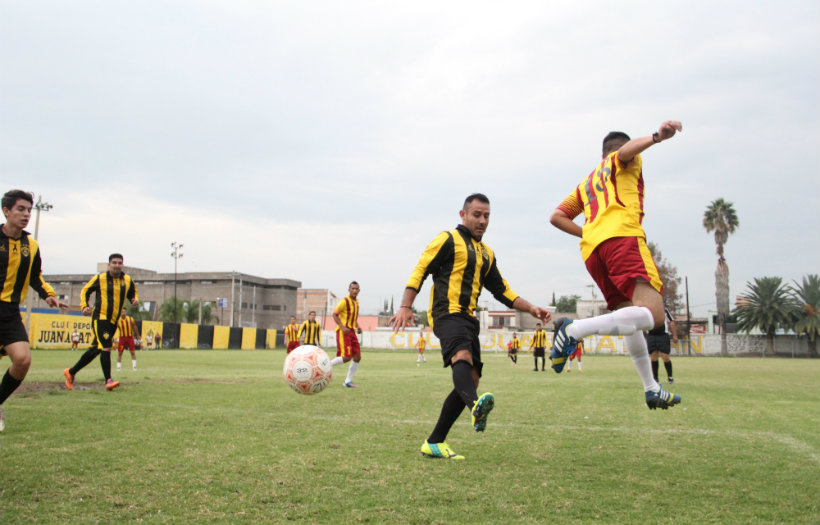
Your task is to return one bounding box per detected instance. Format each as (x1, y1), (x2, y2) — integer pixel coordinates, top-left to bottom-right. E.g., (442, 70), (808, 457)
(336, 330), (361, 358)
(286, 341), (301, 354)
(585, 236), (663, 310)
(569, 347), (582, 360)
(118, 336), (135, 351)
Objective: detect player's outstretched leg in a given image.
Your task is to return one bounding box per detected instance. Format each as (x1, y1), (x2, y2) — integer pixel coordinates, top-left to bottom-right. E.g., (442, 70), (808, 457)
(550, 318), (578, 373)
(471, 392), (495, 432)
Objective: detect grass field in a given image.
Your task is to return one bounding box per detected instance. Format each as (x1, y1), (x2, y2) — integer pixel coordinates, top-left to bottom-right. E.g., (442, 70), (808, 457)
(0, 349), (817, 524)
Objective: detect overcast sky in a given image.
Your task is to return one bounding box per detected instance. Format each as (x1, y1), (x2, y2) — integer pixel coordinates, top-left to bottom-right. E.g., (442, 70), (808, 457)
(2, 1), (818, 318)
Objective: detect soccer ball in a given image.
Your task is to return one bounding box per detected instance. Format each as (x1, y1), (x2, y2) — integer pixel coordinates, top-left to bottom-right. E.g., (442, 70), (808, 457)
(283, 345), (333, 395)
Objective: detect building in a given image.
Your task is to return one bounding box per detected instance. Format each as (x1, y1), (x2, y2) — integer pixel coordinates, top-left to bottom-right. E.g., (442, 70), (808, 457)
(295, 288), (338, 328)
(42, 264), (301, 329)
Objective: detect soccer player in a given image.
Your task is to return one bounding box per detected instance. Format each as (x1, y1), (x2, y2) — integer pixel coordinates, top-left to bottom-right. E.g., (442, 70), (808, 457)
(284, 315), (300, 353)
(154, 332), (161, 350)
(116, 308), (140, 371)
(416, 332), (427, 364)
(566, 338), (583, 373)
(648, 308), (677, 384)
(509, 332), (520, 366)
(390, 193), (551, 459)
(298, 310), (322, 347)
(548, 120), (683, 410)
(0, 189), (68, 431)
(330, 282), (362, 388)
(71, 330), (80, 350)
(529, 322), (547, 371)
(63, 253), (139, 392)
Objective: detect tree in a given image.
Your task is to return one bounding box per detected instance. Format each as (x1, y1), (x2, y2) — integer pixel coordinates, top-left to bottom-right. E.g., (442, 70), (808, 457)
(183, 300), (215, 324)
(159, 297), (185, 323)
(646, 241), (683, 314)
(126, 301), (152, 322)
(735, 277), (798, 357)
(791, 274), (820, 358)
(550, 292), (556, 307)
(555, 294), (580, 313)
(703, 198), (739, 356)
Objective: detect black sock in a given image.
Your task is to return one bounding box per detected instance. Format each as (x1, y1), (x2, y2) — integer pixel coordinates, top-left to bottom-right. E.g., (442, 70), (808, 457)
(451, 360), (477, 407)
(427, 388), (467, 444)
(99, 351), (112, 380)
(0, 369), (23, 405)
(664, 360), (673, 379)
(651, 360), (659, 382)
(70, 348), (101, 376)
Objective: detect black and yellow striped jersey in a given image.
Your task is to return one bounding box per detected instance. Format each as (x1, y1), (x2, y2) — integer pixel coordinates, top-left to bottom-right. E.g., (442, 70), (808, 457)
(510, 337), (520, 350)
(298, 320), (322, 345)
(405, 224), (519, 327)
(531, 329), (547, 348)
(0, 227), (56, 309)
(81, 272), (138, 323)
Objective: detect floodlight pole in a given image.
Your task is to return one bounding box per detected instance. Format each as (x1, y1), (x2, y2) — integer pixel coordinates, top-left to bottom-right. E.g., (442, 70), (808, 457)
(171, 242), (184, 322)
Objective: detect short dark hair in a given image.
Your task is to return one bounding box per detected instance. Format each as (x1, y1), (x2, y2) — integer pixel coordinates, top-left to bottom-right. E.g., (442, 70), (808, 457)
(349, 281), (359, 287)
(108, 253), (124, 262)
(602, 131), (631, 156)
(2, 189), (34, 211)
(463, 193), (490, 209)
(309, 310), (316, 315)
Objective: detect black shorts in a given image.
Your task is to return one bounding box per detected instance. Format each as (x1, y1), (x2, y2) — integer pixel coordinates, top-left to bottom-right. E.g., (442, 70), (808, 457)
(91, 319), (117, 350)
(0, 308), (29, 355)
(433, 314), (484, 378)
(647, 333), (671, 354)
(533, 347), (545, 358)
(509, 348), (518, 355)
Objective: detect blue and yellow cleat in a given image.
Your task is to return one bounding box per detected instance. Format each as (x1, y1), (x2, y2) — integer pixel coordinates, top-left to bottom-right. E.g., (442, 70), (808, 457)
(645, 386), (681, 410)
(420, 441), (465, 460)
(550, 317), (578, 374)
(471, 392), (495, 432)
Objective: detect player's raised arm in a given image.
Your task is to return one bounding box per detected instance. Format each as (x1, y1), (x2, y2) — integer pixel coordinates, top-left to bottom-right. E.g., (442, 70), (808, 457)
(617, 120), (682, 164)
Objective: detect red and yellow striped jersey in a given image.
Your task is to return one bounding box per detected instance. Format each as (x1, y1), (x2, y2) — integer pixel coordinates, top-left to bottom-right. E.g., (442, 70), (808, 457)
(117, 315), (136, 338)
(333, 296), (359, 332)
(557, 152), (645, 260)
(283, 323), (300, 343)
(298, 320), (321, 345)
(0, 228), (56, 306)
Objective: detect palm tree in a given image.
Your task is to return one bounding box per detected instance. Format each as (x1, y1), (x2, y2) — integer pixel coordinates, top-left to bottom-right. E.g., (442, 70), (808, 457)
(735, 277), (798, 356)
(791, 274), (820, 358)
(159, 297), (185, 323)
(703, 198), (739, 356)
(183, 300), (215, 324)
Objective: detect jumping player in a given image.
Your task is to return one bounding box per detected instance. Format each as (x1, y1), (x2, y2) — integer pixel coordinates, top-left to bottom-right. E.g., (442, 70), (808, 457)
(549, 120), (683, 409)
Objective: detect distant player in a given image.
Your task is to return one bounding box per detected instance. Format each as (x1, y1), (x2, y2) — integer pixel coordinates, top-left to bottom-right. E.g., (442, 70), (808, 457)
(330, 281), (362, 388)
(416, 333), (427, 364)
(145, 329), (154, 350)
(298, 311), (322, 347)
(116, 308), (140, 371)
(508, 333), (520, 366)
(284, 316), (300, 353)
(154, 332), (161, 350)
(529, 322), (547, 371)
(63, 253), (139, 392)
(648, 308), (677, 384)
(566, 339), (583, 373)
(0, 189), (68, 432)
(549, 120), (682, 409)
(71, 330), (80, 350)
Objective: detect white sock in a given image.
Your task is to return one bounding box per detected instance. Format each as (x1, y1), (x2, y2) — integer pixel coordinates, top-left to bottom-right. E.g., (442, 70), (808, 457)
(345, 361), (359, 383)
(566, 361), (572, 370)
(624, 331), (659, 391)
(566, 306), (654, 339)
(330, 356), (344, 366)
(132, 359), (137, 369)
(577, 361), (583, 371)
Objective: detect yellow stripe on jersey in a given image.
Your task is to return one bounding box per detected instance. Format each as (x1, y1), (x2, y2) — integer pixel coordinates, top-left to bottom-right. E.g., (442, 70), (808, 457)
(0, 230), (56, 304)
(405, 225), (518, 327)
(298, 320), (321, 345)
(532, 329), (547, 347)
(333, 296), (359, 332)
(284, 324), (299, 342)
(81, 272), (138, 323)
(117, 315), (135, 338)
(638, 237), (664, 293)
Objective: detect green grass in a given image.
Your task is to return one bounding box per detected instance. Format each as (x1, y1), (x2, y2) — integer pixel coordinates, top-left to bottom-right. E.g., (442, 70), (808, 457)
(1, 350), (818, 524)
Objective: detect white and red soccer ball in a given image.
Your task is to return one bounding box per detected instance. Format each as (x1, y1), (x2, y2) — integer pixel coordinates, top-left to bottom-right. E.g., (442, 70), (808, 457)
(282, 345), (333, 395)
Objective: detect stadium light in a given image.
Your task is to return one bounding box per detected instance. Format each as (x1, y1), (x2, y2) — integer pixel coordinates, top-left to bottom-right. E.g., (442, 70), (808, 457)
(33, 195), (53, 240)
(171, 242), (184, 322)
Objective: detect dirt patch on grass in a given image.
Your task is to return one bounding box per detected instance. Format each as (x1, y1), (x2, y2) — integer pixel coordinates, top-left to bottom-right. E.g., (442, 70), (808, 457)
(14, 377), (241, 394)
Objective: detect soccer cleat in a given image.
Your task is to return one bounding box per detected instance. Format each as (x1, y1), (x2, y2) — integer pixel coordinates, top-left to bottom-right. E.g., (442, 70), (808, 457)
(105, 379), (120, 391)
(116, 364), (121, 371)
(63, 368), (74, 391)
(0, 406), (5, 432)
(420, 440), (464, 460)
(343, 382), (358, 388)
(471, 392), (495, 432)
(645, 386), (681, 410)
(668, 377), (674, 385)
(550, 318), (578, 374)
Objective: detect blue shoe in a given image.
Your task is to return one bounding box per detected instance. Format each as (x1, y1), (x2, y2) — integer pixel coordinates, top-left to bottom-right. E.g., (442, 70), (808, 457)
(550, 318), (578, 373)
(645, 386), (681, 410)
(343, 382), (358, 388)
(471, 392), (495, 432)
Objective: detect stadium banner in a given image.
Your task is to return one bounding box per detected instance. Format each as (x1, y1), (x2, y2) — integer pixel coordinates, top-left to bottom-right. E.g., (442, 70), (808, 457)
(213, 325), (230, 349)
(267, 329), (278, 349)
(29, 313), (94, 349)
(179, 323), (199, 349)
(241, 327), (256, 350)
(142, 321), (163, 349)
